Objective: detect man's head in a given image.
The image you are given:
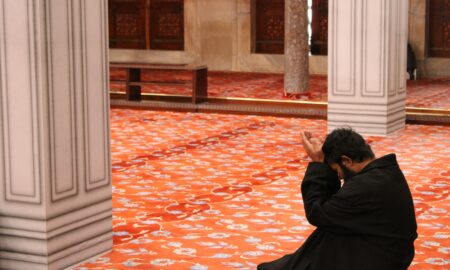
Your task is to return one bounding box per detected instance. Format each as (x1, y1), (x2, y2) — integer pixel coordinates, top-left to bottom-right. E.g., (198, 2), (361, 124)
(322, 128), (375, 180)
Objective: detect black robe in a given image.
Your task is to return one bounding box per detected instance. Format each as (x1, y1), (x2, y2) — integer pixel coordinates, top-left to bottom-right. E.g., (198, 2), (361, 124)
(258, 154), (417, 270)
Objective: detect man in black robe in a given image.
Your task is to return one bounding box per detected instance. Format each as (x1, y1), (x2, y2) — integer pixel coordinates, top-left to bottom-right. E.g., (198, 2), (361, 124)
(258, 128), (417, 270)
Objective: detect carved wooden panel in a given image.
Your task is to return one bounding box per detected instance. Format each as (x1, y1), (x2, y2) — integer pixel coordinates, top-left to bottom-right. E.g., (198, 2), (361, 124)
(255, 0), (285, 54)
(428, 0), (450, 57)
(108, 0), (147, 49)
(311, 0), (328, 55)
(150, 0), (184, 50)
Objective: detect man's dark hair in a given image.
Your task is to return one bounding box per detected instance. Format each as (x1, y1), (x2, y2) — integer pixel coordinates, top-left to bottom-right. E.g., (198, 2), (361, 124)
(322, 128), (375, 165)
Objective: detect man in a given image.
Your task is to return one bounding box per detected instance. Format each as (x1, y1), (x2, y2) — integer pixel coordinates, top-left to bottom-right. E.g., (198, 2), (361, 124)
(258, 128), (417, 270)
(407, 43), (417, 80)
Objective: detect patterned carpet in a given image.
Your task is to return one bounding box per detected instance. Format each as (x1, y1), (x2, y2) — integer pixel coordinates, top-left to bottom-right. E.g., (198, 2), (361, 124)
(110, 70), (450, 109)
(77, 109), (449, 269)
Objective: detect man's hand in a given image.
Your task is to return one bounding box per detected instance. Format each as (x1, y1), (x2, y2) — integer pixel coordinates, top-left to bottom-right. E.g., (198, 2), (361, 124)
(301, 131), (324, 163)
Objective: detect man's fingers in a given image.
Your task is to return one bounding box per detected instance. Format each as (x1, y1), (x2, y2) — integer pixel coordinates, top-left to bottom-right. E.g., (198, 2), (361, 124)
(301, 131), (324, 163)
(301, 132), (310, 145)
(301, 132), (314, 151)
(301, 131), (312, 142)
(304, 131), (312, 139)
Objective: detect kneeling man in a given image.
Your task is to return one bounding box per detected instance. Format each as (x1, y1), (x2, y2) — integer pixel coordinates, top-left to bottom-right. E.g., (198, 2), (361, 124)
(258, 128), (417, 270)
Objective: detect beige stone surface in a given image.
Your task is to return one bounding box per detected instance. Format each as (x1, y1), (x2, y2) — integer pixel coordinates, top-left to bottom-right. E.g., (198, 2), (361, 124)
(420, 58), (450, 78)
(408, 0), (426, 59)
(198, 0), (237, 70)
(110, 0), (326, 74)
(110, 0), (448, 77)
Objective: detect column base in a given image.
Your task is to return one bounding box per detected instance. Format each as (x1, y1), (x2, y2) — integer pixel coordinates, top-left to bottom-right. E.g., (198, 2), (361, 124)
(0, 201), (112, 270)
(0, 234), (111, 270)
(327, 101), (406, 136)
(328, 120), (405, 136)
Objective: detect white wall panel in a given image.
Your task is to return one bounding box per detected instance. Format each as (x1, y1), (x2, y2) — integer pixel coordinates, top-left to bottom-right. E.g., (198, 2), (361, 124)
(0, 0), (41, 203)
(398, 0), (408, 94)
(362, 0), (385, 97)
(332, 0), (355, 96)
(47, 0), (77, 201)
(82, 0), (110, 190)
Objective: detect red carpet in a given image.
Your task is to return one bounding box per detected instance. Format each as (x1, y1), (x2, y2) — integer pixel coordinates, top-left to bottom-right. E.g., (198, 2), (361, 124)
(77, 109), (449, 269)
(110, 70), (450, 109)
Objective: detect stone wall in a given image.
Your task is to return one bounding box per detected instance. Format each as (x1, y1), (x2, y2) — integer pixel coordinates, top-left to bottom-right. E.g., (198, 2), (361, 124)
(110, 0), (449, 77)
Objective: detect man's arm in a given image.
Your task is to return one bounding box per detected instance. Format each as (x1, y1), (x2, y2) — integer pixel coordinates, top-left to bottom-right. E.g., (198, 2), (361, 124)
(300, 131), (366, 233)
(301, 163), (346, 228)
(301, 166), (375, 234)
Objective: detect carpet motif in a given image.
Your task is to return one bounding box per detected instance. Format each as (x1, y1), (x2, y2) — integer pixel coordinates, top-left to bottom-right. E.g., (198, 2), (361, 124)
(77, 109), (449, 269)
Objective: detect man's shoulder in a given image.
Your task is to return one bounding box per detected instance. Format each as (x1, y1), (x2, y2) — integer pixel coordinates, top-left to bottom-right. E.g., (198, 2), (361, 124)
(341, 171), (387, 198)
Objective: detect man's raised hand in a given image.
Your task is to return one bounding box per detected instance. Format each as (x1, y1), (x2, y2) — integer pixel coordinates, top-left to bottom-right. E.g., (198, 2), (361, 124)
(301, 131), (324, 163)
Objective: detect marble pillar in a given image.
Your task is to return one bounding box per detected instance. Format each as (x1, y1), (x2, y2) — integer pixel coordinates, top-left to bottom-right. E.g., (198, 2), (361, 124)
(327, 0), (409, 135)
(0, 0), (112, 269)
(284, 0), (309, 93)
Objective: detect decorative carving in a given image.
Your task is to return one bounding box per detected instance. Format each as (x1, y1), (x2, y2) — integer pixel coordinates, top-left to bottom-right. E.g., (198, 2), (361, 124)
(264, 16), (285, 40)
(108, 0), (146, 49)
(428, 0), (450, 57)
(116, 14), (140, 37)
(255, 0), (285, 54)
(150, 0), (184, 50)
(157, 13), (183, 37)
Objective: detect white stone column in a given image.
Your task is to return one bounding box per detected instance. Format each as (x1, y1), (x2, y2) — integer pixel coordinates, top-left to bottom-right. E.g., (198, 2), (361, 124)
(0, 0), (112, 269)
(284, 0), (309, 94)
(327, 0), (409, 135)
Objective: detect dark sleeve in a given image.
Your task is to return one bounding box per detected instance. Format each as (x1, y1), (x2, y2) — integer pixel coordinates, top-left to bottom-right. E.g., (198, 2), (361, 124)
(301, 162), (370, 234)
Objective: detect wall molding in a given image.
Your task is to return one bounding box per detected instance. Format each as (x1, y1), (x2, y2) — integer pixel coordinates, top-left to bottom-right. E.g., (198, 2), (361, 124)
(0, 196), (111, 222)
(362, 0), (386, 97)
(331, 0), (357, 97)
(1, 0), (41, 204)
(46, 0), (78, 202)
(81, 0), (110, 191)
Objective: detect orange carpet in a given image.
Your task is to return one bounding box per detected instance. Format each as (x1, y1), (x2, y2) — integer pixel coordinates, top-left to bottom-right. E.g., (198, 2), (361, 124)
(110, 70), (450, 109)
(77, 109), (449, 269)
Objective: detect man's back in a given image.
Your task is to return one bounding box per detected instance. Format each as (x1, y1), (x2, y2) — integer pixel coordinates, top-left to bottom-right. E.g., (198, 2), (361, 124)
(258, 128), (417, 270)
(258, 129), (417, 270)
(299, 154), (417, 269)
